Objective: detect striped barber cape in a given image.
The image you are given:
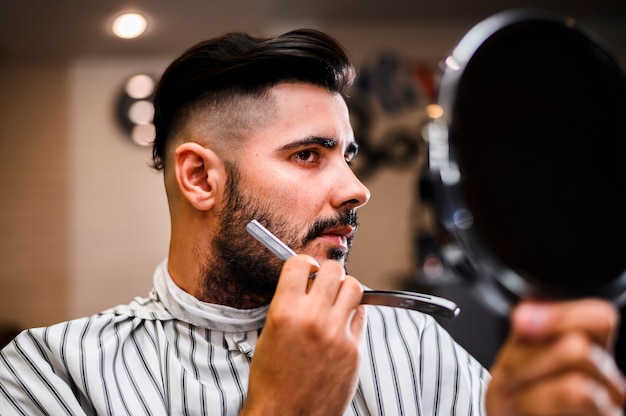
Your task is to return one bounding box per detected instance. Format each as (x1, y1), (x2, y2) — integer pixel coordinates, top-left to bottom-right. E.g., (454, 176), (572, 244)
(0, 260), (490, 415)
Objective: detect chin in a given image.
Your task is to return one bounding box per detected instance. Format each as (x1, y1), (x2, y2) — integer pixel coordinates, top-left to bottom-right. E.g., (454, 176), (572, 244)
(317, 256), (346, 265)
(327, 247), (349, 262)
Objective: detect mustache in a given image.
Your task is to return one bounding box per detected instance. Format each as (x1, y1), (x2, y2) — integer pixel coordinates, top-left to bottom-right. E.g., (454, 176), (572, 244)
(302, 210), (359, 245)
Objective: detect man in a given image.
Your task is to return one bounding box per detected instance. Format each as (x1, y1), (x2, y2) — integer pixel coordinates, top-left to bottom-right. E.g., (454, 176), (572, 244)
(1, 29), (624, 415)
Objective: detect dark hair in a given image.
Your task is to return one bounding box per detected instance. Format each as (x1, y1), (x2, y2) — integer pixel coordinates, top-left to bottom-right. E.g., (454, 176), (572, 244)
(151, 28), (355, 171)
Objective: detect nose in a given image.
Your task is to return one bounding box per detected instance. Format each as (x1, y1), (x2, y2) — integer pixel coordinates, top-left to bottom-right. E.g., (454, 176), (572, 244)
(333, 162), (371, 210)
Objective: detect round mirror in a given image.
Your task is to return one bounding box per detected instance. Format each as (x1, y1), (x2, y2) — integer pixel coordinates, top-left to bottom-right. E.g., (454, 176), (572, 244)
(428, 9), (626, 315)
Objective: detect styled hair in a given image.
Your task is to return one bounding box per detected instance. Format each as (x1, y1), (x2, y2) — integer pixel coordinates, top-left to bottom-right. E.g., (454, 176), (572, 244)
(151, 28), (356, 171)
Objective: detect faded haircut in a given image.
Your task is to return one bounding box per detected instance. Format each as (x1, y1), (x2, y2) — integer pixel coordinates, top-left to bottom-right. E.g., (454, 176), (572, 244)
(151, 29), (356, 171)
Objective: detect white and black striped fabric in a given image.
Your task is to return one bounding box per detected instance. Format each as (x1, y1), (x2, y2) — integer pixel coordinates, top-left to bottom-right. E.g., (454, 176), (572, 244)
(0, 261), (490, 415)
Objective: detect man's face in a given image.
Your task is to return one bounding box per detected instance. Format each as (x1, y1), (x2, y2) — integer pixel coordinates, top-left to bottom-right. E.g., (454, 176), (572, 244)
(204, 82), (370, 305)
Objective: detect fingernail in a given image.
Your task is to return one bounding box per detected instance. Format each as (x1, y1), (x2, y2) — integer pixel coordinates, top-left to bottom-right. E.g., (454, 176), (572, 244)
(514, 303), (549, 336)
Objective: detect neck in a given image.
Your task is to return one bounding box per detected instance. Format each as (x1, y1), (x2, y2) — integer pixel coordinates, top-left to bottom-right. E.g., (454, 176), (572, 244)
(168, 243), (275, 310)
(197, 266), (274, 309)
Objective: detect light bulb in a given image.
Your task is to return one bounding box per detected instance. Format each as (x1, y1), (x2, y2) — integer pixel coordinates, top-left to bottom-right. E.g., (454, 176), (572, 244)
(112, 13), (147, 39)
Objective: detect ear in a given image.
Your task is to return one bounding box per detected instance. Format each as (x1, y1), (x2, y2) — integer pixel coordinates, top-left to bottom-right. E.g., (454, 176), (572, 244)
(174, 142), (225, 211)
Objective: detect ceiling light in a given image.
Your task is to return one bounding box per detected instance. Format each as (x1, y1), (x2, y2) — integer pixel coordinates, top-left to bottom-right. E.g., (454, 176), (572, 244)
(112, 13), (147, 39)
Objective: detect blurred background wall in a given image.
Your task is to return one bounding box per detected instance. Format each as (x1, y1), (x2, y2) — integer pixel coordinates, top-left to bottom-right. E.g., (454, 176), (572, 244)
(0, 0), (624, 368)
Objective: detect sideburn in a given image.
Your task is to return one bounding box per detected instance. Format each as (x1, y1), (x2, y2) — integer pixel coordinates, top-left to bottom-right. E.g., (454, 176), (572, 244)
(199, 163), (286, 308)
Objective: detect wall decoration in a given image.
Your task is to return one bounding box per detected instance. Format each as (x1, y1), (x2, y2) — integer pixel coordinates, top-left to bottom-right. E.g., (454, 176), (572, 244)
(116, 73), (157, 146)
(348, 50), (437, 181)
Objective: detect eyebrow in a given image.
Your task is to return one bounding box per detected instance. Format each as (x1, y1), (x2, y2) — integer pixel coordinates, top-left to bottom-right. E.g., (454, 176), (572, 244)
(278, 136), (359, 156)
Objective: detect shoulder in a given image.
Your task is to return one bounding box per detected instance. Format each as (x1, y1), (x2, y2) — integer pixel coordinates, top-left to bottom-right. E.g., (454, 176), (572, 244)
(359, 305), (490, 414)
(3, 293), (172, 363)
(364, 304), (435, 339)
(363, 304), (490, 382)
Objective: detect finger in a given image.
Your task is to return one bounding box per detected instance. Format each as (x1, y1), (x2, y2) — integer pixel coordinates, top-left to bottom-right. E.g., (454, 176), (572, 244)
(333, 275), (363, 308)
(307, 260), (346, 305)
(511, 299), (620, 348)
(274, 255), (319, 302)
(331, 275), (363, 319)
(510, 372), (624, 416)
(494, 331), (626, 405)
(349, 305), (367, 342)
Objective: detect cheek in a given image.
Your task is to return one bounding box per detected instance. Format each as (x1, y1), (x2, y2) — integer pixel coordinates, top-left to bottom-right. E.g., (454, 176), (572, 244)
(267, 178), (325, 218)
(240, 162), (328, 216)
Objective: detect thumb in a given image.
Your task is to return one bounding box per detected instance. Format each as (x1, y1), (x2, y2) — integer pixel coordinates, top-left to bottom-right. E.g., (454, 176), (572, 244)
(510, 301), (552, 340)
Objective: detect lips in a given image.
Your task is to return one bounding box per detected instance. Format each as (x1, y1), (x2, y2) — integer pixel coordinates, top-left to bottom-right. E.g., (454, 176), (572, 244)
(317, 225), (356, 249)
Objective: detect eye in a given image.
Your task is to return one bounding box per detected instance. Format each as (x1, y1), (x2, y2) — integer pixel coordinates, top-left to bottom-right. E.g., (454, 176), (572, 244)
(294, 150), (320, 164)
(345, 143), (358, 166)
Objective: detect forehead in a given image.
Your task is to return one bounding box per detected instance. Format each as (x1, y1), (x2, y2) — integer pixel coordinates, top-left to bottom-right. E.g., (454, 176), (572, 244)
(247, 82), (354, 149)
(270, 81), (348, 110)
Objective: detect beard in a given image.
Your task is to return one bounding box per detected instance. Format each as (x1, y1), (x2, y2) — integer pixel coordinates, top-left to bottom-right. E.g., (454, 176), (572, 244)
(198, 163), (359, 308)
